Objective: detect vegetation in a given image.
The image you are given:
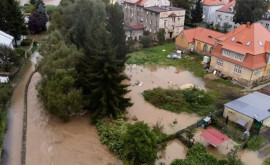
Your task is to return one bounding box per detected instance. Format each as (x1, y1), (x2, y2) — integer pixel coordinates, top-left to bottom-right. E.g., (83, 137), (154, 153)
(0, 0), (28, 46)
(157, 28), (166, 45)
(96, 119), (168, 164)
(140, 32), (152, 48)
(263, 157), (270, 165)
(170, 0), (193, 24)
(0, 45), (21, 72)
(38, 31), (83, 121)
(171, 143), (243, 165)
(191, 0), (203, 26)
(245, 135), (266, 151)
(234, 0), (269, 24)
(143, 87), (216, 116)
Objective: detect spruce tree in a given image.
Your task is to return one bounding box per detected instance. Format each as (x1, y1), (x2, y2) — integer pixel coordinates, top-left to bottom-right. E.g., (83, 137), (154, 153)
(191, 0), (203, 26)
(0, 0), (6, 30)
(3, 0), (27, 46)
(35, 0), (48, 21)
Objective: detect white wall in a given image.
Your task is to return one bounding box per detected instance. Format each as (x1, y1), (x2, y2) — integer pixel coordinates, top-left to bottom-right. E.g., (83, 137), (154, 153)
(145, 0), (170, 7)
(214, 11), (240, 31)
(203, 5), (224, 24)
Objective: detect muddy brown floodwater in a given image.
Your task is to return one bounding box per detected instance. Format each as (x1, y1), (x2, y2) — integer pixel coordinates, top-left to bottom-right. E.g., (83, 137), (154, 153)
(125, 65), (204, 134)
(26, 74), (122, 164)
(19, 0), (61, 6)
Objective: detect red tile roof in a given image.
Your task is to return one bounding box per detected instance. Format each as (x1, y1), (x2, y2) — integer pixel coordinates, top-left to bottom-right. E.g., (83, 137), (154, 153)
(202, 0), (228, 6)
(182, 27), (224, 45)
(124, 0), (149, 6)
(217, 0), (235, 13)
(218, 23), (270, 55)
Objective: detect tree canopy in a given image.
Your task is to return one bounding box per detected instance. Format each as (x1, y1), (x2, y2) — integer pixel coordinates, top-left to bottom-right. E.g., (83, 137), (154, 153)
(0, 45), (20, 71)
(234, 0), (269, 24)
(191, 0), (203, 26)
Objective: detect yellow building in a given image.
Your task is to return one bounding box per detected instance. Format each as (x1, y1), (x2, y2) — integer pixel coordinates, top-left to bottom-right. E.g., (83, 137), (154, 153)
(175, 27), (224, 54)
(211, 23), (270, 86)
(224, 92), (270, 131)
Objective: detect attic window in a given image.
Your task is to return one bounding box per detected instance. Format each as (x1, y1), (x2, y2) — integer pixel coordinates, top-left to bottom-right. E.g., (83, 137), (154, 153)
(246, 41), (252, 46)
(208, 36), (213, 38)
(231, 37), (236, 41)
(259, 41), (263, 46)
(236, 41), (243, 44)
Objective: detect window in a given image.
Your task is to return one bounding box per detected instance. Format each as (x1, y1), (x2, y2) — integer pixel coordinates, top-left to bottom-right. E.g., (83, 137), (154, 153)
(210, 47), (214, 53)
(253, 69), (261, 77)
(225, 16), (229, 21)
(203, 44), (208, 52)
(164, 20), (167, 27)
(230, 17), (233, 22)
(178, 17), (180, 21)
(141, 8), (143, 12)
(267, 53), (270, 64)
(222, 49), (244, 62)
(180, 34), (183, 39)
(217, 59), (223, 67)
(150, 20), (152, 24)
(172, 17), (175, 22)
(233, 65), (242, 74)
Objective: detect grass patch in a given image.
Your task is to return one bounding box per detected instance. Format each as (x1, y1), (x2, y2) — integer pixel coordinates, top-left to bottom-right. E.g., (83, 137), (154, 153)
(143, 87), (216, 116)
(126, 43), (205, 77)
(263, 157), (270, 165)
(246, 135), (266, 151)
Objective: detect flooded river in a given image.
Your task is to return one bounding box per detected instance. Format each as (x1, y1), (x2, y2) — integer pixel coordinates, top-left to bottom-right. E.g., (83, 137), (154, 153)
(125, 65), (203, 134)
(19, 0), (61, 6)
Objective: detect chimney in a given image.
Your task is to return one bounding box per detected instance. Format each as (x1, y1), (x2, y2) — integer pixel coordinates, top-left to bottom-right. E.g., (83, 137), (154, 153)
(246, 22), (250, 28)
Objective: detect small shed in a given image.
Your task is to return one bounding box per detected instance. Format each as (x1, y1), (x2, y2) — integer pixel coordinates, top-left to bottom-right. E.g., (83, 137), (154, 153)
(224, 92), (270, 131)
(0, 76), (9, 83)
(201, 128), (229, 147)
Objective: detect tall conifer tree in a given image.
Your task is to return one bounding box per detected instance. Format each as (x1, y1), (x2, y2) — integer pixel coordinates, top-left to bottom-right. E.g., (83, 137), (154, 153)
(191, 0), (203, 26)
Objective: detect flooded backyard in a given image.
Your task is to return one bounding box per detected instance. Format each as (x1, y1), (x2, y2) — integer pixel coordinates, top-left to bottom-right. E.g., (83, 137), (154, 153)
(125, 65), (204, 134)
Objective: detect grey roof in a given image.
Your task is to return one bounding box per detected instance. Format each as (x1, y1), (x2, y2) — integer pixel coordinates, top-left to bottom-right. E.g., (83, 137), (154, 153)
(145, 6), (184, 13)
(236, 118), (247, 127)
(0, 30), (14, 47)
(225, 92), (270, 121)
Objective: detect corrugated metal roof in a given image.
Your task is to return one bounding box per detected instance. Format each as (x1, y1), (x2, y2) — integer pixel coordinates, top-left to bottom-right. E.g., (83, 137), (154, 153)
(0, 30), (14, 47)
(225, 92), (270, 121)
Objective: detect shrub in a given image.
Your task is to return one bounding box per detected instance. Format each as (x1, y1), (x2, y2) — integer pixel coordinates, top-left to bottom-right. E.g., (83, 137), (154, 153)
(139, 34), (152, 48)
(263, 158), (270, 165)
(21, 39), (32, 46)
(15, 48), (26, 57)
(246, 135), (266, 151)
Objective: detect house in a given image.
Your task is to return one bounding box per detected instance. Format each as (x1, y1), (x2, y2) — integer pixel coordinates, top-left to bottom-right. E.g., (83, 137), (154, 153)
(175, 27), (224, 54)
(123, 0), (185, 39)
(214, 0), (240, 31)
(257, 7), (270, 32)
(223, 92), (270, 131)
(0, 30), (14, 49)
(202, 0), (229, 24)
(210, 23), (270, 86)
(125, 25), (144, 41)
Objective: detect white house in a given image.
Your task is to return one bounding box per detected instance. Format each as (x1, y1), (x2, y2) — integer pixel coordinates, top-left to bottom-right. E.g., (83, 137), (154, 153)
(214, 0), (240, 31)
(202, 0), (229, 24)
(257, 7), (270, 32)
(0, 30), (15, 49)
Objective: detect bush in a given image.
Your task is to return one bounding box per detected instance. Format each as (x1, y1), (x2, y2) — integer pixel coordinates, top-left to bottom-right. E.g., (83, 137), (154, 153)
(15, 48), (26, 57)
(263, 158), (270, 165)
(139, 34), (152, 48)
(246, 135), (266, 151)
(21, 39), (32, 46)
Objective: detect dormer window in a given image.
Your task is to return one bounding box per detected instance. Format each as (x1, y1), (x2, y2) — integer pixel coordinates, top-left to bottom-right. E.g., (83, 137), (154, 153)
(236, 41), (243, 45)
(229, 6), (233, 12)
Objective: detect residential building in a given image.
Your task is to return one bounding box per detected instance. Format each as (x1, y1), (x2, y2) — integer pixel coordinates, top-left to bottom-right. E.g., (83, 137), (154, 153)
(175, 27), (224, 54)
(202, 0), (229, 24)
(223, 92), (270, 131)
(0, 30), (14, 49)
(124, 25), (144, 41)
(214, 0), (240, 31)
(257, 7), (270, 32)
(261, 85), (270, 96)
(123, 0), (185, 39)
(210, 23), (270, 86)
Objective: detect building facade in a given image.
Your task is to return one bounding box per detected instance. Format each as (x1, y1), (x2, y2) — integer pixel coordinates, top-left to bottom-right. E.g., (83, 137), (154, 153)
(202, 0), (229, 24)
(214, 0), (240, 31)
(210, 23), (270, 86)
(123, 0), (185, 39)
(257, 7), (270, 32)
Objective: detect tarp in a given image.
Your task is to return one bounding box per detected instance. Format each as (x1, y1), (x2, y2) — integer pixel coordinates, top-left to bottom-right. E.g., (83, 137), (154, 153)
(201, 128), (229, 147)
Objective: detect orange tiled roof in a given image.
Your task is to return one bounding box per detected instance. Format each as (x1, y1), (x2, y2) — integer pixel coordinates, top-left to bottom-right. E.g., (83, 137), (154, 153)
(124, 0), (149, 6)
(202, 0), (228, 6)
(212, 23), (270, 70)
(183, 27), (224, 45)
(217, 0), (235, 13)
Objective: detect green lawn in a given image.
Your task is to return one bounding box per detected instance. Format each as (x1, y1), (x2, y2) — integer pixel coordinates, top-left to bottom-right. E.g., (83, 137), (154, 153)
(127, 43), (206, 77)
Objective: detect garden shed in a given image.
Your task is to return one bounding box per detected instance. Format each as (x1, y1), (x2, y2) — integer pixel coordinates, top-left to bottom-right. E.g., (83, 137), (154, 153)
(223, 92), (270, 132)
